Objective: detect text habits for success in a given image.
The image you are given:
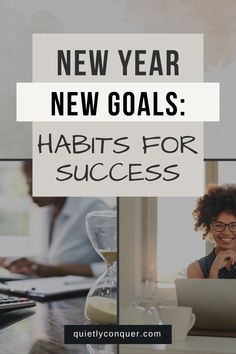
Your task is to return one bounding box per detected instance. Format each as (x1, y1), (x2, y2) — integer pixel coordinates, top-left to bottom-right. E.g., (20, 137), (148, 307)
(36, 133), (197, 183)
(30, 34), (205, 196)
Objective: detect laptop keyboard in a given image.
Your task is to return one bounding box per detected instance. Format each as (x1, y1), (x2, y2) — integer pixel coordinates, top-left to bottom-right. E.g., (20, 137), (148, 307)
(0, 294), (36, 314)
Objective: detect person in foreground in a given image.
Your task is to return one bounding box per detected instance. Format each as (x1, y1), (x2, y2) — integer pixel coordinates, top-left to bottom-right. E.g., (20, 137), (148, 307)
(0, 161), (115, 278)
(187, 184), (236, 279)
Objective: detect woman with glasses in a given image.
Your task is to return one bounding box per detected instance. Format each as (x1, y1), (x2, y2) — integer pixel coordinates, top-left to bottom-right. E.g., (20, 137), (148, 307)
(187, 184), (236, 279)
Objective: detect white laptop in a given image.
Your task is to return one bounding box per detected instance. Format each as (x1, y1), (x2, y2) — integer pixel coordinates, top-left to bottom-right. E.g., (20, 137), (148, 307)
(175, 279), (236, 331)
(0, 276), (95, 301)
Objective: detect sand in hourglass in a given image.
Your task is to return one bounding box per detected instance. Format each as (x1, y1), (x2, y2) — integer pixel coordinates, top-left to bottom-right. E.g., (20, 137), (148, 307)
(85, 250), (117, 323)
(85, 296), (117, 324)
(99, 250), (117, 265)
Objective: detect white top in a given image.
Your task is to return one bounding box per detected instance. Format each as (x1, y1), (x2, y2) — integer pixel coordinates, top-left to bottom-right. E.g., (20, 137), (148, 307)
(31, 197), (116, 277)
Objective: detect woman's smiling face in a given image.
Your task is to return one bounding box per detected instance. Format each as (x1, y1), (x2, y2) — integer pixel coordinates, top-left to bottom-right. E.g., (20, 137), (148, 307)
(211, 212), (236, 251)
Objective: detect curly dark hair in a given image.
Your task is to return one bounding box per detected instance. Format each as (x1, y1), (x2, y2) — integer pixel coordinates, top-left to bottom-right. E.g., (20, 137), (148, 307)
(193, 184), (236, 238)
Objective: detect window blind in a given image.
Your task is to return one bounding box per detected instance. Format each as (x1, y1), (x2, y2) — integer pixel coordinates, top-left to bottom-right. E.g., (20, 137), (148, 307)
(141, 197), (157, 284)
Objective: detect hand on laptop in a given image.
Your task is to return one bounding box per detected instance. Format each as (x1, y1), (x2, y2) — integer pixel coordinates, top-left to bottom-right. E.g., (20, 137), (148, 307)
(0, 257), (93, 277)
(209, 250), (236, 278)
(0, 257), (40, 275)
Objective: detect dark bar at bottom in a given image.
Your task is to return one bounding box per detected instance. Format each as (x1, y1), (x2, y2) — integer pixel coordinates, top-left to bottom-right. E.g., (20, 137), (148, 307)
(64, 325), (172, 344)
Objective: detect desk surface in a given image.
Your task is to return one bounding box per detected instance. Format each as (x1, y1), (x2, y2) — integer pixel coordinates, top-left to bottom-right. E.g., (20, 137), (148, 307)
(0, 296), (117, 354)
(120, 335), (236, 354)
(2, 297), (235, 354)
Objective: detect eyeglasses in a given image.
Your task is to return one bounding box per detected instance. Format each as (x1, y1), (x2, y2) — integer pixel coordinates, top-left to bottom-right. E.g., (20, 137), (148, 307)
(211, 221), (236, 233)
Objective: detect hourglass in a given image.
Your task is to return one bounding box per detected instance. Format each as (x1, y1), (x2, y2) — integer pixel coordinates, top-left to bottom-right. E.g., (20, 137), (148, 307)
(84, 210), (117, 324)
